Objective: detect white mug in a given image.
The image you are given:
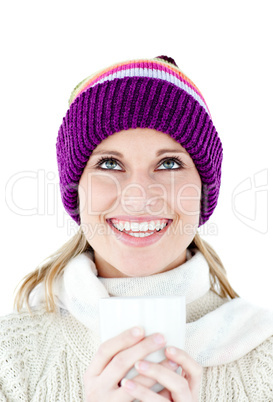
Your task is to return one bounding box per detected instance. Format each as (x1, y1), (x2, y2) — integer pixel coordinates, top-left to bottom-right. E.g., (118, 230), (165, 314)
(99, 296), (186, 393)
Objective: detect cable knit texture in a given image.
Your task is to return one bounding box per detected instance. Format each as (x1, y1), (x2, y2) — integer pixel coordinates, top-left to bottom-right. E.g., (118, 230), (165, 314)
(0, 292), (272, 401)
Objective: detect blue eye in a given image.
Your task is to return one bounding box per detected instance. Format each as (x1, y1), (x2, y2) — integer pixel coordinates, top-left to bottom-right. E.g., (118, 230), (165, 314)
(97, 158), (122, 170)
(95, 156), (185, 171)
(157, 158), (183, 170)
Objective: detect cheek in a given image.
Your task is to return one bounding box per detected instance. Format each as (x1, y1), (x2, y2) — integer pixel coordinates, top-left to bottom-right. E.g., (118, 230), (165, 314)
(78, 173), (120, 219)
(173, 174), (201, 219)
(169, 179), (201, 240)
(176, 184), (201, 215)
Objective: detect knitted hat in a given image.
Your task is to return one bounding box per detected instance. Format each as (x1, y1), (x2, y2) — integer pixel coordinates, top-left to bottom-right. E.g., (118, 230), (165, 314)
(56, 55), (223, 226)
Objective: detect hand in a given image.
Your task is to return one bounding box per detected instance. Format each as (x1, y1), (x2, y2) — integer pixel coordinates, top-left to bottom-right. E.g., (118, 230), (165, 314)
(83, 327), (178, 402)
(121, 346), (203, 401)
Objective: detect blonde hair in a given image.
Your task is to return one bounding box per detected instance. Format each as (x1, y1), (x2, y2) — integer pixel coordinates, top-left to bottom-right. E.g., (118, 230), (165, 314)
(14, 228), (239, 313)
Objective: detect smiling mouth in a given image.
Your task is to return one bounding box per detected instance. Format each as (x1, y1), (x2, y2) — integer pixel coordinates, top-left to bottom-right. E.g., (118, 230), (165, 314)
(107, 218), (172, 238)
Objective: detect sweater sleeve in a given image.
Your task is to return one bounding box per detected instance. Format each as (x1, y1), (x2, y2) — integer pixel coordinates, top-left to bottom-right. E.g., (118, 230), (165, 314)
(239, 334), (273, 400)
(200, 335), (273, 401)
(0, 308), (56, 402)
(0, 312), (30, 401)
(0, 391), (7, 402)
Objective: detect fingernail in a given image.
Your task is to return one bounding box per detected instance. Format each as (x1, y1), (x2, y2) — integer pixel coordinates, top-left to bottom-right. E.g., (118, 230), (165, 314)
(121, 378), (136, 390)
(131, 327), (144, 337)
(167, 346), (177, 355)
(153, 333), (166, 345)
(135, 360), (150, 371)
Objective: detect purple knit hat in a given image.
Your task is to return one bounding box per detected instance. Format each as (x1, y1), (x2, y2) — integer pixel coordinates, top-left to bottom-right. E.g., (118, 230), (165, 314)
(56, 55), (223, 226)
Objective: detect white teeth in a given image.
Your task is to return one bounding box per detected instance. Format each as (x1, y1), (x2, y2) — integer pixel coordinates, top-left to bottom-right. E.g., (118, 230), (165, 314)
(148, 221), (156, 230)
(127, 232), (154, 237)
(155, 221), (161, 230)
(112, 222), (120, 231)
(131, 222), (140, 232)
(111, 219), (168, 233)
(139, 222), (149, 231)
(118, 222), (124, 231)
(124, 221), (130, 231)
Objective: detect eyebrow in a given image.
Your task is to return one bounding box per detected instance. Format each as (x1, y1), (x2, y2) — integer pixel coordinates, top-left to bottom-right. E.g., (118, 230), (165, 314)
(91, 148), (188, 157)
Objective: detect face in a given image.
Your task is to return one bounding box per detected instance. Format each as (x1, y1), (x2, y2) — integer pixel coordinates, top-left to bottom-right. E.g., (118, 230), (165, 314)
(78, 128), (202, 278)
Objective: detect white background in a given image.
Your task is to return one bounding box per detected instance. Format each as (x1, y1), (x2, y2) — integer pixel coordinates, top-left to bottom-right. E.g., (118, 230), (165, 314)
(1, 0), (272, 316)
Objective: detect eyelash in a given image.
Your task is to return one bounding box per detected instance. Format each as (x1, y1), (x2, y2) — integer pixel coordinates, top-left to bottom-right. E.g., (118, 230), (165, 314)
(95, 155), (186, 171)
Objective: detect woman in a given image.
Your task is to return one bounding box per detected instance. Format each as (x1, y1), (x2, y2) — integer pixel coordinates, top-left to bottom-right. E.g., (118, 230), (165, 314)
(1, 55), (272, 401)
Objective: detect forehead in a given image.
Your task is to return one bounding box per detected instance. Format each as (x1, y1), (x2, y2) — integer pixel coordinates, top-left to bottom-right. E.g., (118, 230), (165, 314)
(93, 128), (189, 155)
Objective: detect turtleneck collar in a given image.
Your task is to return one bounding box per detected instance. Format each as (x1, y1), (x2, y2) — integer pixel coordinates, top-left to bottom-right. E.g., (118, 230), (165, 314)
(99, 248), (210, 304)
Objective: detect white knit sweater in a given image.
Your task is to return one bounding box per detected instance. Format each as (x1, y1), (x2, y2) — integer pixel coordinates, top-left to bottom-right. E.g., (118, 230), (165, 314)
(0, 294), (272, 400)
(0, 252), (273, 401)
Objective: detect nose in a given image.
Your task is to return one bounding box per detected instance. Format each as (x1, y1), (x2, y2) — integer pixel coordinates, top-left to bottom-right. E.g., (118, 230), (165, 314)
(120, 173), (165, 215)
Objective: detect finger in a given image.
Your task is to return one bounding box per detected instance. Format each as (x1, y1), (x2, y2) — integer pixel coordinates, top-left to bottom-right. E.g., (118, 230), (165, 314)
(86, 326), (145, 377)
(84, 379), (135, 402)
(113, 385), (140, 402)
(133, 358), (179, 388)
(165, 347), (203, 398)
(102, 333), (166, 386)
(158, 388), (172, 399)
(135, 360), (191, 401)
(121, 378), (167, 402)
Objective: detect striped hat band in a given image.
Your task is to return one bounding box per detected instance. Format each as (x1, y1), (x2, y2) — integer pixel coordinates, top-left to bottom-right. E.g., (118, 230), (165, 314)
(69, 57), (210, 116)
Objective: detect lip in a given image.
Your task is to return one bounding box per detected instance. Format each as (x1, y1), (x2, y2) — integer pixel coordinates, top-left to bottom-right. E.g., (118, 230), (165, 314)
(106, 218), (172, 248)
(107, 215), (172, 223)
